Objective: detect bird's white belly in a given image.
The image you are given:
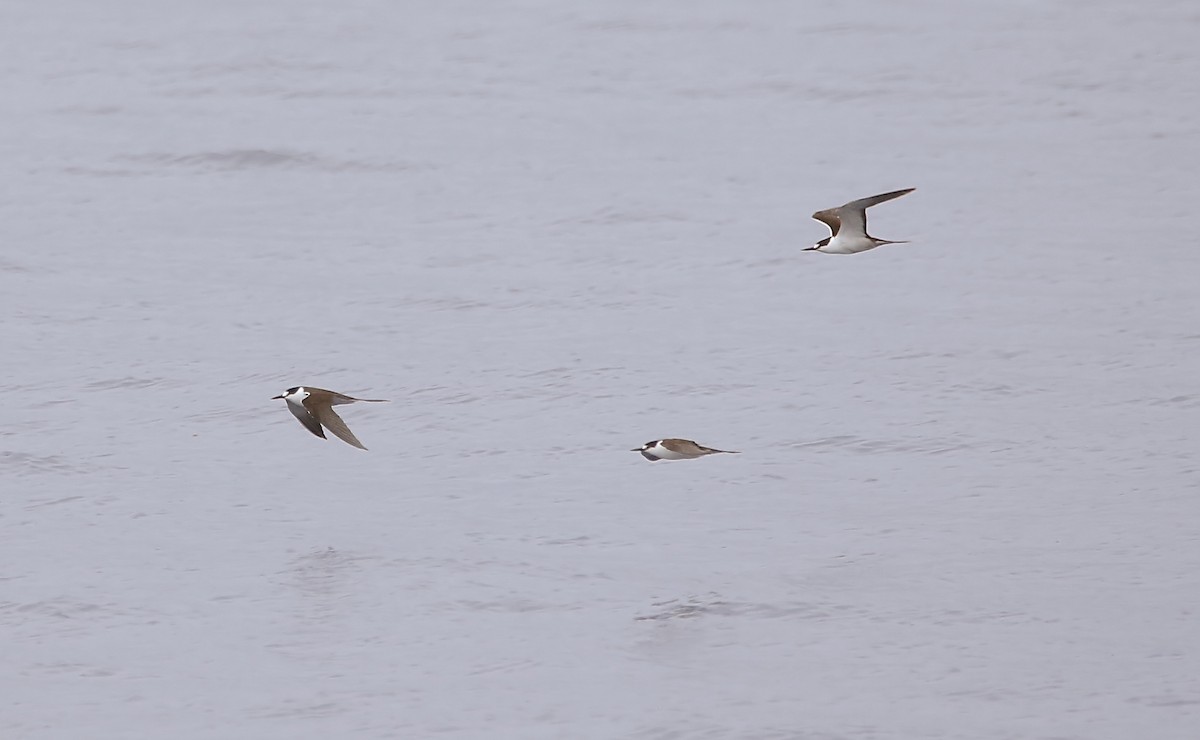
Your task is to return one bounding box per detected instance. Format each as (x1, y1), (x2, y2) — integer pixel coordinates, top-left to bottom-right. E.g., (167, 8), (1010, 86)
(651, 447), (692, 460)
(822, 235), (876, 254)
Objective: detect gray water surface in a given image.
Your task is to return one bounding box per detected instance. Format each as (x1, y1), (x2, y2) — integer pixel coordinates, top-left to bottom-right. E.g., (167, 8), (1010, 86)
(3, 1), (1199, 738)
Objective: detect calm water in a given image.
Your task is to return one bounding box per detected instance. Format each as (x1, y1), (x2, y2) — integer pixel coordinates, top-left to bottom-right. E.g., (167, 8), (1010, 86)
(3, 1), (1199, 738)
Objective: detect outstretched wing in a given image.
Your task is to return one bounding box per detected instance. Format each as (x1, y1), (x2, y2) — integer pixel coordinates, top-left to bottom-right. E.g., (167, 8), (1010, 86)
(671, 439), (738, 457)
(817, 188), (915, 240)
(842, 187), (915, 212)
(841, 188), (915, 237)
(314, 404), (368, 450)
(330, 395), (388, 406)
(286, 403), (326, 439)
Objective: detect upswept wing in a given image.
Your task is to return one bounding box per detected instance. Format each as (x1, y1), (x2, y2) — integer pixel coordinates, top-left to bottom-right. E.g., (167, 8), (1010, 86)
(813, 188), (914, 239)
(841, 187), (915, 212)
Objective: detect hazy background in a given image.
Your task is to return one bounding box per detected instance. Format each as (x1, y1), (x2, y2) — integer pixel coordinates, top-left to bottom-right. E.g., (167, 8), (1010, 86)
(3, 1), (1199, 738)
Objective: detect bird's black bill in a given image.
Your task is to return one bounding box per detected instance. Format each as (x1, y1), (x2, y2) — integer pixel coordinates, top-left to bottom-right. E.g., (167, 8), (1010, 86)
(271, 394), (285, 399)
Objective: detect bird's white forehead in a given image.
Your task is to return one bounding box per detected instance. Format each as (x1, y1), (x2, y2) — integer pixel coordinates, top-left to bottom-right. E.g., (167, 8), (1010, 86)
(285, 386), (310, 400)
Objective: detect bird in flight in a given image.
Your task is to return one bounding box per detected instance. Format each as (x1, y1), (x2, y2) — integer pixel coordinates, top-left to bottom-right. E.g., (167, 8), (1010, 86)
(272, 386), (387, 450)
(632, 438), (739, 462)
(804, 188), (915, 254)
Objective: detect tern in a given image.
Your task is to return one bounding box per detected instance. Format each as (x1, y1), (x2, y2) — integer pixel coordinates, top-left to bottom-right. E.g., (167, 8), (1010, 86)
(632, 439), (739, 462)
(804, 188), (915, 254)
(272, 386), (387, 450)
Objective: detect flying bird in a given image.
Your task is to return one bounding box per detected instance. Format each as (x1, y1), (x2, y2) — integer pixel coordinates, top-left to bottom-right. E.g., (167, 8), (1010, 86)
(272, 386), (387, 450)
(804, 188), (915, 254)
(632, 438), (739, 462)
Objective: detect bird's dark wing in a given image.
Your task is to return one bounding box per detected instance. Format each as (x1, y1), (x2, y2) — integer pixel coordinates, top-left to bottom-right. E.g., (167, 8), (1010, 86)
(330, 395), (388, 406)
(286, 402), (326, 439)
(842, 188), (916, 212)
(811, 209), (841, 236)
(313, 404), (368, 450)
(819, 188), (915, 239)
